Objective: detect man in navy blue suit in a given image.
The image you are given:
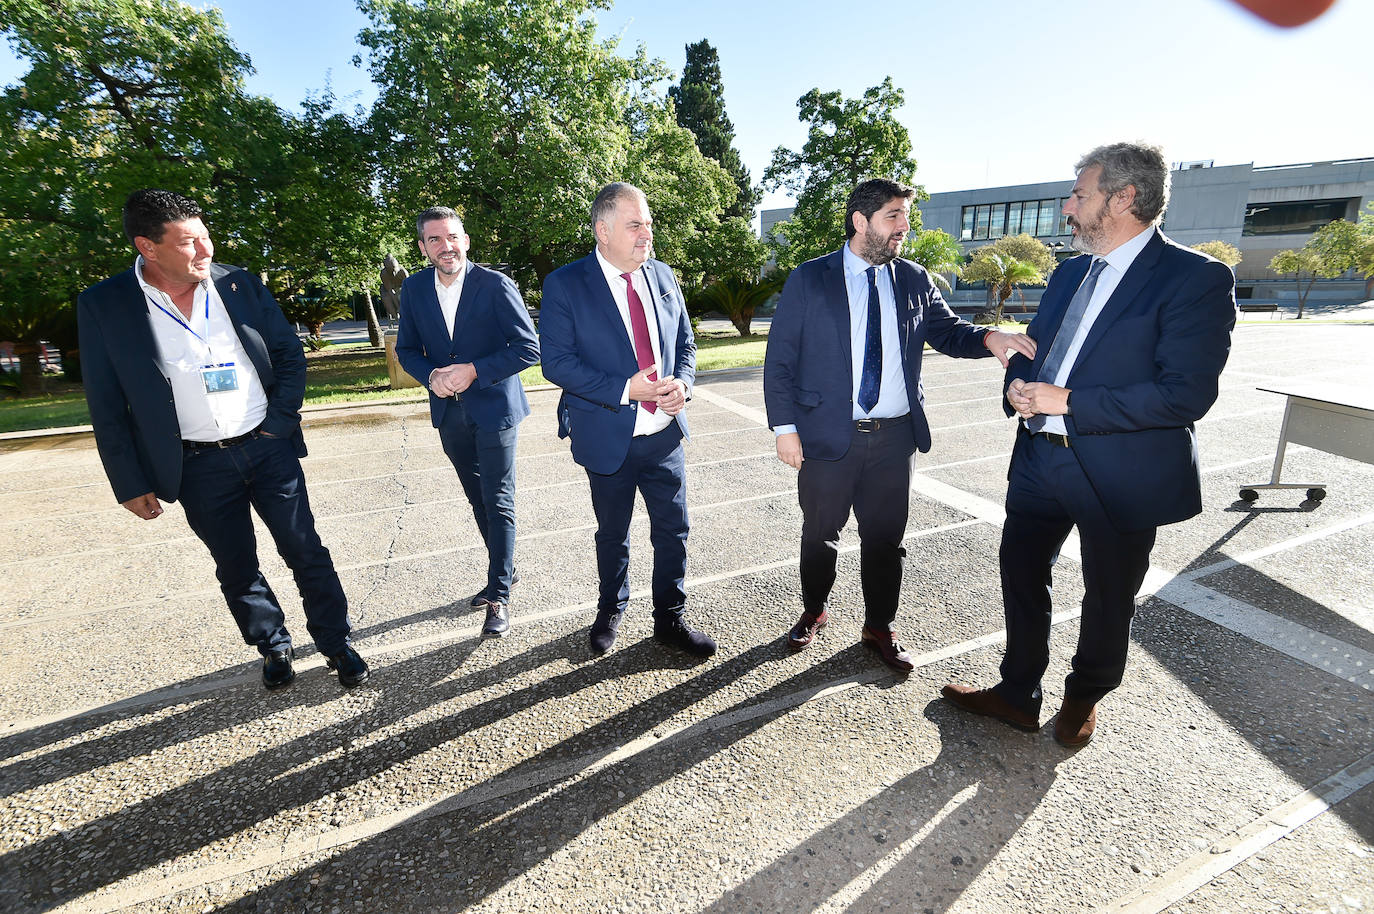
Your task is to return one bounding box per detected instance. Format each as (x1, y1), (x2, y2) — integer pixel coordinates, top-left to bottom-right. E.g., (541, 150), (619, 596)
(942, 143), (1237, 747)
(78, 189), (368, 691)
(764, 178), (1036, 673)
(396, 207), (540, 638)
(540, 182), (715, 658)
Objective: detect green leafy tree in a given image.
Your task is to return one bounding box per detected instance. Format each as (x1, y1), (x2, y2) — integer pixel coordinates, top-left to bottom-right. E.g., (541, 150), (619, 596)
(1270, 218), (1361, 318)
(690, 275), (783, 337)
(684, 216), (768, 291)
(1358, 203), (1374, 299)
(1194, 240), (1242, 267)
(904, 229), (963, 292)
(761, 78), (922, 272)
(667, 39), (758, 220)
(961, 252), (1045, 325)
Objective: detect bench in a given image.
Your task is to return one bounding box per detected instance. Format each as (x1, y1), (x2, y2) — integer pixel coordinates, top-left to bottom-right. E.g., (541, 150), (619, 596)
(1239, 303), (1279, 317)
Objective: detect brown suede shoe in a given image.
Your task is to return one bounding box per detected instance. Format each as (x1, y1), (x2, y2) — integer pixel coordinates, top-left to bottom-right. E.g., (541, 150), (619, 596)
(940, 683), (1040, 733)
(787, 609), (829, 650)
(1053, 697), (1097, 748)
(860, 625), (915, 673)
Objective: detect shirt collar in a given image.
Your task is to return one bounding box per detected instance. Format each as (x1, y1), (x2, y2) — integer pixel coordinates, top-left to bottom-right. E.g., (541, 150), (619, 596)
(595, 247), (641, 286)
(134, 254), (211, 302)
(841, 242), (891, 282)
(1099, 225), (1154, 276)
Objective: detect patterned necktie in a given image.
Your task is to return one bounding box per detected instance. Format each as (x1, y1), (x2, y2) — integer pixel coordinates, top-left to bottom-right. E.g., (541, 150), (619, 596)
(857, 266), (882, 414)
(622, 271), (658, 414)
(1027, 258), (1107, 432)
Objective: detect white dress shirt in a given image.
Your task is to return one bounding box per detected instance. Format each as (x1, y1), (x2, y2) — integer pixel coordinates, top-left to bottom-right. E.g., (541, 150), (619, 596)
(135, 257), (268, 441)
(595, 247), (672, 437)
(434, 262), (467, 338)
(1041, 226), (1154, 435)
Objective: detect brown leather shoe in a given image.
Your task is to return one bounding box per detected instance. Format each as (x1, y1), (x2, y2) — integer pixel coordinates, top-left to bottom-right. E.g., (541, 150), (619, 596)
(1053, 697), (1097, 748)
(860, 625), (915, 673)
(940, 683), (1040, 733)
(787, 609), (829, 650)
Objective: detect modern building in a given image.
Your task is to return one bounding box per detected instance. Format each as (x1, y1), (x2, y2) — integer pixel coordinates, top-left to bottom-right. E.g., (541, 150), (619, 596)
(761, 157), (1373, 304)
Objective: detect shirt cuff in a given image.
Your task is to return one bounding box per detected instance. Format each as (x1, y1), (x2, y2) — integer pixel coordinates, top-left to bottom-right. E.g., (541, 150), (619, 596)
(621, 380), (631, 405)
(773, 424), (798, 437)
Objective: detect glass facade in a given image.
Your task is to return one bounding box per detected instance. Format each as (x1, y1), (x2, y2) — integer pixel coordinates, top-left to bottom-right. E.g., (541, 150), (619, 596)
(1242, 199), (1351, 236)
(961, 198), (1065, 241)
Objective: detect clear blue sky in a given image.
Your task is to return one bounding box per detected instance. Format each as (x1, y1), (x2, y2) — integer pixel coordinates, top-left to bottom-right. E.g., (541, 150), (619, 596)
(3, 0), (1371, 216)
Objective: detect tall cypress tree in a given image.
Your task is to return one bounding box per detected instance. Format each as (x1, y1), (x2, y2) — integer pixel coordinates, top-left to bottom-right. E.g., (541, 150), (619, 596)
(668, 40), (759, 220)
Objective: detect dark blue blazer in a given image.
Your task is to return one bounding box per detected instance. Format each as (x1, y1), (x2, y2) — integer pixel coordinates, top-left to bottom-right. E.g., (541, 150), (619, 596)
(539, 254), (695, 475)
(394, 263), (539, 431)
(763, 249), (992, 460)
(77, 264), (308, 504)
(1005, 228), (1237, 531)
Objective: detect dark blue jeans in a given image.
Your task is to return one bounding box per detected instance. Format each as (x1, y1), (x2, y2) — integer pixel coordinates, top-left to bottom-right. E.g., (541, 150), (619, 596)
(177, 433), (352, 657)
(996, 430), (1156, 715)
(585, 424), (688, 618)
(437, 400), (519, 604)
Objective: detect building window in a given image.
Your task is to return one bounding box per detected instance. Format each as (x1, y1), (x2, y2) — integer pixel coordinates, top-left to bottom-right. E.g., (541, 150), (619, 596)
(962, 198), (1069, 241)
(961, 207), (974, 241)
(1242, 199), (1352, 236)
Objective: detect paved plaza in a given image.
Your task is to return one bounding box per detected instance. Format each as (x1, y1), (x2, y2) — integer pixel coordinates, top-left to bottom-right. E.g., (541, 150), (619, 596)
(1, 320), (1372, 913)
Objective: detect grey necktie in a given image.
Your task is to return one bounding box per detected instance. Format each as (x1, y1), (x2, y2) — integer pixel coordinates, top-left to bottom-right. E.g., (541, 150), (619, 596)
(1027, 258), (1107, 433)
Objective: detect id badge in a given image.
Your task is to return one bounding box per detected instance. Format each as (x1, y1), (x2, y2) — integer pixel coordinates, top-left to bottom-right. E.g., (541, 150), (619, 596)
(200, 362), (239, 394)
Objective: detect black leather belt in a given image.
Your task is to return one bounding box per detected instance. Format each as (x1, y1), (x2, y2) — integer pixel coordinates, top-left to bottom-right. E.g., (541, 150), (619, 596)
(855, 414), (910, 433)
(182, 427), (262, 450)
(1029, 430), (1071, 448)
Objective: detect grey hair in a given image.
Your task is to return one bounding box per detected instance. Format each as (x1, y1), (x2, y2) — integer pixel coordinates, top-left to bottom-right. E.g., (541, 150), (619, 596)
(416, 206), (462, 240)
(1076, 142), (1170, 225)
(591, 182), (647, 235)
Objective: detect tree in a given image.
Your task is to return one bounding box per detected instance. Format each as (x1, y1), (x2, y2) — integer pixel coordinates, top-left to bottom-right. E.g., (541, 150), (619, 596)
(1269, 218), (1361, 318)
(904, 229), (963, 292)
(1193, 240), (1242, 268)
(762, 78), (922, 272)
(1358, 203), (1374, 299)
(667, 40), (758, 220)
(690, 275), (783, 337)
(961, 253), (1045, 325)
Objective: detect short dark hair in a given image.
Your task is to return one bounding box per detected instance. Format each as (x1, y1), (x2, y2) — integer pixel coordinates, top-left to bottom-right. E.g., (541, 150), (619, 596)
(416, 206), (462, 240)
(845, 178), (915, 239)
(591, 182), (647, 234)
(1076, 142), (1171, 225)
(122, 189), (204, 245)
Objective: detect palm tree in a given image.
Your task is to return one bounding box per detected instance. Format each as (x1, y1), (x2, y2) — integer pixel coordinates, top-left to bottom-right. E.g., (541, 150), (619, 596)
(691, 275), (785, 337)
(904, 229), (964, 292)
(962, 252), (1044, 325)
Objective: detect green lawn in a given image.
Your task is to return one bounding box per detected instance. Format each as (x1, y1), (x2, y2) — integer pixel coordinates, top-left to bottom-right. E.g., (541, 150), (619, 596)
(0, 329), (774, 433)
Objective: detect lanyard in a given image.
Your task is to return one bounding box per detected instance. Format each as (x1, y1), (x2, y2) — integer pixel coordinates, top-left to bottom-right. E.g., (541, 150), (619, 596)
(147, 287), (210, 345)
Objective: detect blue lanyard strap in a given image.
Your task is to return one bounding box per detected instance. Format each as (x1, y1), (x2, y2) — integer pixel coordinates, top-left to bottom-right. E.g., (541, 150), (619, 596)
(148, 288), (210, 344)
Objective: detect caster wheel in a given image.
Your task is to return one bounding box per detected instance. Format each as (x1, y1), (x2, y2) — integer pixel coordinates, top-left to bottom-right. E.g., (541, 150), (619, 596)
(1306, 487), (1326, 502)
(1239, 489), (1258, 502)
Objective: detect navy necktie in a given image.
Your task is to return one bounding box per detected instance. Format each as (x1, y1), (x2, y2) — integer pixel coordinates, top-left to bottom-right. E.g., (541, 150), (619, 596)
(858, 266), (882, 413)
(1027, 258), (1107, 432)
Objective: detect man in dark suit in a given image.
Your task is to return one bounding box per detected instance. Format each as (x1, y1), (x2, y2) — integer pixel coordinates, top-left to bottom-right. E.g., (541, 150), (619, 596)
(78, 189), (368, 690)
(395, 206), (540, 637)
(764, 178), (1036, 672)
(942, 142), (1237, 747)
(539, 182), (714, 658)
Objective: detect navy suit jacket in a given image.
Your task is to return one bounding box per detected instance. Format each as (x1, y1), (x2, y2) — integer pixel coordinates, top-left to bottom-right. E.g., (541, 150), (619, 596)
(539, 253), (695, 475)
(77, 264), (308, 504)
(1005, 228), (1237, 531)
(763, 249), (992, 460)
(394, 263), (539, 430)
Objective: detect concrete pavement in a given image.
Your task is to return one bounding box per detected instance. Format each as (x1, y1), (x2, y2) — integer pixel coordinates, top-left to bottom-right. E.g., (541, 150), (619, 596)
(1, 320), (1371, 913)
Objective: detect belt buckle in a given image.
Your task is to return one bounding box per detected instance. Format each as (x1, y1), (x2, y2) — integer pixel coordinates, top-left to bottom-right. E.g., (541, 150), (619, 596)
(856, 418), (878, 433)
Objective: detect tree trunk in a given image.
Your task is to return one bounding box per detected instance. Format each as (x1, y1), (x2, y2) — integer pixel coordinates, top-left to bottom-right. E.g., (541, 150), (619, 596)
(309, 321), (325, 338)
(13, 342), (44, 397)
(361, 288), (383, 348)
(731, 308), (753, 337)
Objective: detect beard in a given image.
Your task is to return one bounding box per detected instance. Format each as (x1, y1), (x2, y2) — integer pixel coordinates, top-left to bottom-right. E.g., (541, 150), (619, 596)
(1067, 201), (1110, 254)
(859, 231), (903, 265)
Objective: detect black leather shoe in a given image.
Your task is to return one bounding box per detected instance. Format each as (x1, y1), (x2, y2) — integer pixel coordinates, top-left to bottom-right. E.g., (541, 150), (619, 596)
(262, 648), (295, 690)
(470, 567), (521, 608)
(860, 625), (915, 673)
(481, 602), (510, 638)
(589, 609), (623, 656)
(325, 645), (369, 687)
(787, 609), (829, 650)
(654, 615), (717, 658)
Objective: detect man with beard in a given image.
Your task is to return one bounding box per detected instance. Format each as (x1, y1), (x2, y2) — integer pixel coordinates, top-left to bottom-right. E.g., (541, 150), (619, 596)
(764, 178), (1035, 672)
(942, 142), (1236, 747)
(396, 207), (539, 637)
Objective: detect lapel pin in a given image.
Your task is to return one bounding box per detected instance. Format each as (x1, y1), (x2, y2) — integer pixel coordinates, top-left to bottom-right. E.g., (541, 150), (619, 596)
(231, 282), (238, 292)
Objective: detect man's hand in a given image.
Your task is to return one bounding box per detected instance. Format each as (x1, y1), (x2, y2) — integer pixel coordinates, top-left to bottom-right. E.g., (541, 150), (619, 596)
(628, 367), (660, 403)
(776, 432), (803, 469)
(1018, 381), (1071, 416)
(655, 376), (688, 415)
(429, 363), (476, 397)
(122, 492), (164, 520)
(1006, 378), (1034, 419)
(984, 330), (1037, 367)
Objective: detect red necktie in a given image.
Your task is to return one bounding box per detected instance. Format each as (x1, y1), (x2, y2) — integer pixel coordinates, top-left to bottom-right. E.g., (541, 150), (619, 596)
(622, 271), (658, 413)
